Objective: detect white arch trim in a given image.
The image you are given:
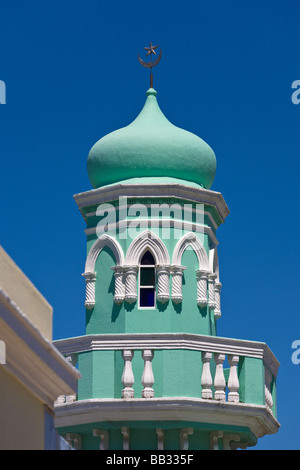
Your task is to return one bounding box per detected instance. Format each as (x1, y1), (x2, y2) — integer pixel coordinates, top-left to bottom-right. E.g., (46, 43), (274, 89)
(125, 230), (170, 266)
(84, 234), (125, 273)
(172, 232), (209, 271)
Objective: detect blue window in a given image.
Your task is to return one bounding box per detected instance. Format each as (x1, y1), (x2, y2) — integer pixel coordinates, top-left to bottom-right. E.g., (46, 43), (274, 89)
(139, 251), (156, 308)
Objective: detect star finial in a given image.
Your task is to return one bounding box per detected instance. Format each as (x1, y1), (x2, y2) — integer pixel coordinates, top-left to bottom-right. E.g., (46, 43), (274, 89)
(144, 42), (159, 57)
(138, 42), (162, 88)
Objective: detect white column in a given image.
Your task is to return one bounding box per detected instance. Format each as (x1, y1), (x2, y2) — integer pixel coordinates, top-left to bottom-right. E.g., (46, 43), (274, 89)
(124, 266), (138, 304)
(112, 266), (125, 304)
(196, 270), (208, 307)
(82, 272), (96, 309)
(141, 350), (155, 398)
(228, 355), (240, 403)
(156, 265), (170, 303)
(121, 350), (134, 398)
(65, 354), (78, 403)
(214, 353), (226, 401)
(93, 429), (109, 450)
(171, 266), (186, 304)
(208, 273), (217, 310)
(201, 352), (213, 399)
(214, 282), (222, 319)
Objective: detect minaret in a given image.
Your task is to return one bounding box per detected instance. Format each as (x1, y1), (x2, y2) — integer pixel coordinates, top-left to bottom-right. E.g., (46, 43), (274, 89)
(53, 45), (280, 450)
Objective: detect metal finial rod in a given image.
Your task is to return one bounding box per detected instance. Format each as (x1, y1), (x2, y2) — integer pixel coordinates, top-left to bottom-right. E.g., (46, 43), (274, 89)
(138, 42), (162, 88)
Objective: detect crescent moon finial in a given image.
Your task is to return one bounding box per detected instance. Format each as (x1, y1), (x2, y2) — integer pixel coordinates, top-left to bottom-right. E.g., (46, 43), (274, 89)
(138, 42), (162, 88)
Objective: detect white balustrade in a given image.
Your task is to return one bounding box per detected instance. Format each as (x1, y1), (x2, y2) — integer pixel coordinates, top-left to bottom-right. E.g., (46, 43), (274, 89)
(228, 355), (239, 402)
(201, 352), (213, 399)
(265, 366), (274, 410)
(141, 350), (155, 398)
(214, 353), (226, 401)
(121, 350), (135, 398)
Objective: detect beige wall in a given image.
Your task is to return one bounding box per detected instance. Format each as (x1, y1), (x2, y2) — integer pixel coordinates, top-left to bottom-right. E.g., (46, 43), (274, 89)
(0, 366), (45, 450)
(0, 246), (53, 340)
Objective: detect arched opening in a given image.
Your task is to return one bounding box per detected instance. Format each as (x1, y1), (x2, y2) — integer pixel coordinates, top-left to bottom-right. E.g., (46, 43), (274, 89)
(139, 250), (156, 308)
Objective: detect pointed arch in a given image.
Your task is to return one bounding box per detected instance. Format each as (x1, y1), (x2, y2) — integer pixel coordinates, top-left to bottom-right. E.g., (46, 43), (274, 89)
(125, 230), (170, 266)
(84, 234), (125, 273)
(172, 232), (209, 271)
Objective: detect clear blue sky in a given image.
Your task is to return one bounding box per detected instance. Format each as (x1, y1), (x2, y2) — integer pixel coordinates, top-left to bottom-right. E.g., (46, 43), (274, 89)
(1, 0), (299, 450)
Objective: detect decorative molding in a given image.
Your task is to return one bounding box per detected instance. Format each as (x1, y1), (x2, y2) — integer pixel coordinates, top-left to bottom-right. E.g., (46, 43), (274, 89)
(54, 397), (280, 441)
(84, 233), (124, 273)
(85, 219), (219, 248)
(86, 203), (219, 231)
(125, 229), (170, 266)
(172, 232), (210, 271)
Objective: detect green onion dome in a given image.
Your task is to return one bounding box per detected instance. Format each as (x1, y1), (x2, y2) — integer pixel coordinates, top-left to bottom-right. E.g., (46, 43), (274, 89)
(87, 88), (216, 189)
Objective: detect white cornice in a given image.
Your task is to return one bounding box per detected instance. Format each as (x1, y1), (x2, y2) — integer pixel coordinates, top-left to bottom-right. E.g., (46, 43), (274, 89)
(86, 204), (219, 231)
(73, 183), (230, 224)
(53, 332), (279, 378)
(54, 397), (280, 441)
(0, 288), (81, 407)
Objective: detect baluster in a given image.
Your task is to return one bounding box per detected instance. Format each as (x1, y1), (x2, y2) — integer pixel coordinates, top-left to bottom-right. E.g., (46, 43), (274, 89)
(201, 352), (213, 399)
(65, 354), (78, 403)
(141, 350), (155, 398)
(121, 427), (130, 450)
(156, 429), (164, 450)
(121, 350), (134, 398)
(265, 367), (274, 410)
(180, 428), (193, 451)
(228, 355), (239, 402)
(93, 429), (109, 450)
(214, 353), (226, 401)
